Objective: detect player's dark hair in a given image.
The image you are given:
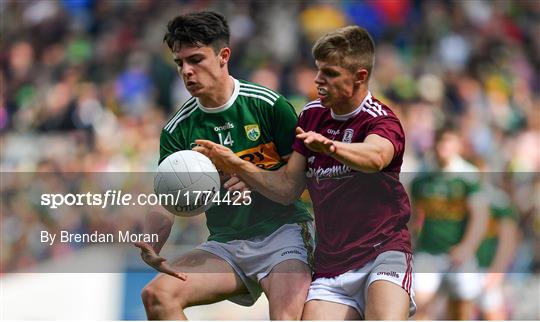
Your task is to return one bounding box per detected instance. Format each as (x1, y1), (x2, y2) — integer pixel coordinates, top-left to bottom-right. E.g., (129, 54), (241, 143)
(312, 25), (375, 77)
(164, 11), (230, 53)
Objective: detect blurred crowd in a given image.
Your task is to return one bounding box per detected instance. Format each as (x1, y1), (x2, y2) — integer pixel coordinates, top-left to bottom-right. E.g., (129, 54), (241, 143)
(1, 0), (539, 318)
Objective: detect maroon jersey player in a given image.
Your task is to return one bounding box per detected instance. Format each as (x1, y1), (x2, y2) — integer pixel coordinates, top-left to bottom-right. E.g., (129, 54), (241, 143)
(293, 93), (412, 281)
(195, 25), (415, 320)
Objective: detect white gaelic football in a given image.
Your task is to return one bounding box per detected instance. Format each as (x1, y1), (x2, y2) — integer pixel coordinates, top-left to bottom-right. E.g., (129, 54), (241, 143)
(154, 150), (220, 217)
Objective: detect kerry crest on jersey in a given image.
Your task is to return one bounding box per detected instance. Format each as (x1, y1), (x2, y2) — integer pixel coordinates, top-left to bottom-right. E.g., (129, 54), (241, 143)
(245, 124), (260, 141)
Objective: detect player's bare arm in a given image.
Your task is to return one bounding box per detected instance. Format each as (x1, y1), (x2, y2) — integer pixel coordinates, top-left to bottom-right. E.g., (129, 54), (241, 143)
(449, 193), (489, 266)
(193, 140), (244, 173)
(484, 217), (518, 290)
(297, 127), (395, 173)
(194, 139), (307, 205)
(489, 217), (518, 274)
(295, 127), (336, 154)
(134, 208), (187, 280)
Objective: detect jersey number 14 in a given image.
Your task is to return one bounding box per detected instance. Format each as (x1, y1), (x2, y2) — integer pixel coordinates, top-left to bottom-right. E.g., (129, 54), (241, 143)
(218, 131), (234, 147)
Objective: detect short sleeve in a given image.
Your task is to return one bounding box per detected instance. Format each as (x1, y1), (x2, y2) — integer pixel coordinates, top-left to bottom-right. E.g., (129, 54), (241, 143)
(466, 178), (481, 195)
(491, 203), (518, 221)
(292, 109), (309, 157)
(366, 115), (405, 161)
(270, 96), (299, 157)
(159, 129), (184, 165)
(489, 188), (519, 221)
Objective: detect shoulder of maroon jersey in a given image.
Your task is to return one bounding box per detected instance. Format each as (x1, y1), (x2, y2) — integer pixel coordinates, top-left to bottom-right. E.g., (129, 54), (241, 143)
(299, 99), (325, 117)
(361, 95), (396, 119)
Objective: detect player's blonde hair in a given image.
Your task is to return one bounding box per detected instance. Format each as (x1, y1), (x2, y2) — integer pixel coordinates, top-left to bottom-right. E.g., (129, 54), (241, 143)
(312, 26), (375, 77)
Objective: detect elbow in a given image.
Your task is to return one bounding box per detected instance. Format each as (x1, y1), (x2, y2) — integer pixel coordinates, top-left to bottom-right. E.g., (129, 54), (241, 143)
(364, 153), (386, 173)
(276, 187), (304, 206)
(274, 175), (305, 205)
(373, 156), (386, 172)
(278, 199), (294, 206)
(276, 194), (298, 206)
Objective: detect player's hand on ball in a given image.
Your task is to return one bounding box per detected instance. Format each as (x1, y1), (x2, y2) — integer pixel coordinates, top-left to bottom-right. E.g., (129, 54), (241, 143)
(296, 127), (337, 156)
(193, 139), (245, 173)
(134, 242), (187, 280)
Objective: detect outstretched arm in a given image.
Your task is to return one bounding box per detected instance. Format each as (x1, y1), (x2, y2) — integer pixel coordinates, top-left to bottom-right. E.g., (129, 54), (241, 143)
(134, 207), (187, 280)
(194, 140), (307, 205)
(296, 127), (395, 173)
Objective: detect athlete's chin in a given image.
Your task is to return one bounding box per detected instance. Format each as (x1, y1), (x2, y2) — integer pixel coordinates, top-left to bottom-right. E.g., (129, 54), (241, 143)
(319, 96), (333, 108)
(187, 87), (204, 97)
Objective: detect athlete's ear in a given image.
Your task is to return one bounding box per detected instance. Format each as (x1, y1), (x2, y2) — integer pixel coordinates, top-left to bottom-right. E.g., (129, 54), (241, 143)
(219, 47), (231, 67)
(355, 68), (369, 86)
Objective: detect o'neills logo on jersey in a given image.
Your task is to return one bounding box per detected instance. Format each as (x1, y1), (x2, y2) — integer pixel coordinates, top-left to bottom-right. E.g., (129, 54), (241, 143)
(306, 164), (352, 181)
(377, 271), (400, 279)
(327, 129), (340, 135)
(214, 122), (235, 132)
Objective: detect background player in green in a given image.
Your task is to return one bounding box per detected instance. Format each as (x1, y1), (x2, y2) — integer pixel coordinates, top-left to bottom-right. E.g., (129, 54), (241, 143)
(475, 170), (519, 320)
(410, 127), (489, 320)
(134, 11), (313, 320)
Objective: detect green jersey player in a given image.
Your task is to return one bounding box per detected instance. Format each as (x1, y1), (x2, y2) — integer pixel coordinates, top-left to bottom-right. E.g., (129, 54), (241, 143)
(160, 78), (311, 243)
(412, 169), (482, 255)
(410, 127), (489, 320)
(135, 11), (313, 320)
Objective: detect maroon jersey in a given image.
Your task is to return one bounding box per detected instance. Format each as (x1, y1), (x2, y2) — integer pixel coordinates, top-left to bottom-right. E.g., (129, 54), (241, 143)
(292, 92), (412, 279)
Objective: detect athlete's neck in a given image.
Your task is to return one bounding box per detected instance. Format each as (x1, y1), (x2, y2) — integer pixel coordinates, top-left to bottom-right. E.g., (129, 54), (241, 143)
(199, 76), (235, 108)
(331, 87), (369, 116)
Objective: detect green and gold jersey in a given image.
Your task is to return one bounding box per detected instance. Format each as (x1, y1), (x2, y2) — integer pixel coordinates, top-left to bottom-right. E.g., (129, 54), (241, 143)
(476, 185), (518, 268)
(160, 78), (312, 242)
(412, 158), (481, 254)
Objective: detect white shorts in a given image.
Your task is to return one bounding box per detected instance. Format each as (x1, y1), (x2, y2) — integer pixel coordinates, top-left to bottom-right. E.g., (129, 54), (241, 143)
(414, 252), (482, 300)
(477, 273), (505, 311)
(306, 251), (416, 318)
(197, 222), (315, 306)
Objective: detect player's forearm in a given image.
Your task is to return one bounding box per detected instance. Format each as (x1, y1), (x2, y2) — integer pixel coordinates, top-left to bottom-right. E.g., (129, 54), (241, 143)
(490, 219), (518, 273)
(236, 160), (305, 205)
(460, 200), (489, 251)
(144, 208), (174, 253)
(458, 221), (485, 254)
(331, 141), (388, 173)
